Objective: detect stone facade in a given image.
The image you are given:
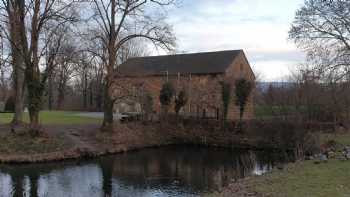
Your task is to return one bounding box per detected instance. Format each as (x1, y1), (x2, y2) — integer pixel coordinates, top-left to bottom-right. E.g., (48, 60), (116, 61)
(112, 50), (255, 120)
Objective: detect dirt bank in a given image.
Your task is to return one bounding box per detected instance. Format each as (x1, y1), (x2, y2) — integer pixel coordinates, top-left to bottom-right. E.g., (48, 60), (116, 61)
(0, 121), (282, 164)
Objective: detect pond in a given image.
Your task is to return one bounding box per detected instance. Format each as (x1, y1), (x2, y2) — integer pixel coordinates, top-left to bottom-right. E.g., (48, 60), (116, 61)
(0, 145), (291, 197)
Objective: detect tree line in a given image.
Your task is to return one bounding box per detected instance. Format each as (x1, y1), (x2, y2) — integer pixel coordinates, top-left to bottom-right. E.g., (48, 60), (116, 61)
(256, 0), (350, 126)
(0, 0), (176, 134)
(0, 0), (349, 134)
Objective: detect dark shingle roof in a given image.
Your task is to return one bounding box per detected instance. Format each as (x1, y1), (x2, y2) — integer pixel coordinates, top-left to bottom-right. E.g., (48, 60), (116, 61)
(117, 50), (242, 76)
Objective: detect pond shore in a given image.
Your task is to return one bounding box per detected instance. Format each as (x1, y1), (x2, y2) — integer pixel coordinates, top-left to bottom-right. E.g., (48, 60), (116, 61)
(0, 121), (280, 164)
(211, 159), (350, 197)
(2, 119), (350, 196)
(210, 132), (350, 197)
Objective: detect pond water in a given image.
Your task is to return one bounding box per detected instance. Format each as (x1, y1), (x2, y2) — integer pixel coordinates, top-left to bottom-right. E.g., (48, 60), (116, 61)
(0, 145), (290, 197)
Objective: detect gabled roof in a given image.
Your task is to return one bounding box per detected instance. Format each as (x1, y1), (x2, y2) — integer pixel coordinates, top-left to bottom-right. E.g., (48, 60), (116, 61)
(117, 50), (243, 76)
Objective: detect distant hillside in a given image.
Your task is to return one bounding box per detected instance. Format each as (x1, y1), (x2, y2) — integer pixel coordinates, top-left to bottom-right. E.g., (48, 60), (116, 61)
(256, 82), (294, 92)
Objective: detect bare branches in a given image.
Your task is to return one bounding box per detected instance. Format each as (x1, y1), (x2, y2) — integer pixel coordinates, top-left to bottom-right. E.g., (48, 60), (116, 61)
(88, 0), (177, 130)
(290, 0), (350, 80)
(0, 0), (80, 130)
(0, 0), (177, 130)
(90, 0), (176, 66)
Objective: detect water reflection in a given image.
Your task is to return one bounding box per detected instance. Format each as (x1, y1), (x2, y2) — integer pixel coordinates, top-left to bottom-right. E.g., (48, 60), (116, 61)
(0, 145), (288, 197)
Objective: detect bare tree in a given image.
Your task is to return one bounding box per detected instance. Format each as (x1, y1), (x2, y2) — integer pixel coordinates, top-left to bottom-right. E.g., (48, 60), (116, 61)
(0, 0), (27, 125)
(289, 0), (350, 78)
(75, 52), (91, 110)
(84, 54), (105, 111)
(288, 0), (350, 124)
(2, 0), (78, 133)
(0, 33), (10, 103)
(89, 0), (176, 131)
(118, 38), (150, 63)
(53, 37), (77, 109)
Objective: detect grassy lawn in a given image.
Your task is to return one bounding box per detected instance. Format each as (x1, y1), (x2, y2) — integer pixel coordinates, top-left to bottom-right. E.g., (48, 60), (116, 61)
(254, 105), (300, 118)
(0, 121), (79, 155)
(243, 132), (350, 197)
(254, 105), (325, 119)
(0, 111), (101, 155)
(250, 160), (350, 197)
(0, 111), (102, 125)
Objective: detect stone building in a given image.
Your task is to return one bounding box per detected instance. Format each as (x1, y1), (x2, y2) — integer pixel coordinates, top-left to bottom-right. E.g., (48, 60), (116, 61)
(112, 50), (255, 120)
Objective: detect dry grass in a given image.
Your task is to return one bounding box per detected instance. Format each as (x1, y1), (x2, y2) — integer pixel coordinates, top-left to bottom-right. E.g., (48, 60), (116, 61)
(320, 132), (350, 146)
(0, 132), (73, 155)
(0, 111), (101, 125)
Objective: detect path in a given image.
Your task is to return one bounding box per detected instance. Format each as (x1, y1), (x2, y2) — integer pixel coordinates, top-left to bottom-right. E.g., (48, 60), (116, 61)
(74, 112), (127, 120)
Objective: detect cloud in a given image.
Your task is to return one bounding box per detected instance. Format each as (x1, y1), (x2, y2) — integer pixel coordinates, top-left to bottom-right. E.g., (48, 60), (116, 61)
(248, 49), (305, 62)
(251, 60), (300, 82)
(163, 0), (306, 81)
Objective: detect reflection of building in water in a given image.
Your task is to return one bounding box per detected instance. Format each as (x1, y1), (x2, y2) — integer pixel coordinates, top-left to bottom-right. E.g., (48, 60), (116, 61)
(110, 147), (273, 192)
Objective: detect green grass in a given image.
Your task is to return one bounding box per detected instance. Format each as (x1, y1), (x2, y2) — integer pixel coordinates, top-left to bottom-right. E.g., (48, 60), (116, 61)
(250, 160), (350, 197)
(210, 132), (350, 197)
(254, 105), (326, 119)
(0, 111), (102, 125)
(254, 105), (300, 118)
(245, 132), (350, 197)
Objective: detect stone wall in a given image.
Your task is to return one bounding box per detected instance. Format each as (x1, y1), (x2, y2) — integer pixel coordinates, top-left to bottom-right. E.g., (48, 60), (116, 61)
(224, 52), (255, 120)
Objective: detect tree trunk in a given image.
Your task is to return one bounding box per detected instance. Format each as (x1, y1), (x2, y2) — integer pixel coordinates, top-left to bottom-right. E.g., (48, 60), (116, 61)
(101, 80), (114, 132)
(89, 81), (93, 107)
(83, 72), (88, 110)
(29, 175), (38, 197)
(57, 90), (64, 110)
(12, 175), (24, 197)
(48, 74), (53, 110)
(101, 157), (115, 197)
(8, 2), (25, 125)
(0, 71), (7, 101)
(26, 61), (43, 135)
(24, 0), (44, 135)
(96, 82), (103, 111)
(28, 94), (41, 135)
(101, 0), (117, 132)
(57, 80), (65, 110)
(11, 58), (25, 125)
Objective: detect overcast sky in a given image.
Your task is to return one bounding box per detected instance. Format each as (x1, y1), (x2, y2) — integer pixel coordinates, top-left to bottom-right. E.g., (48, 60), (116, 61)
(163, 0), (306, 81)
